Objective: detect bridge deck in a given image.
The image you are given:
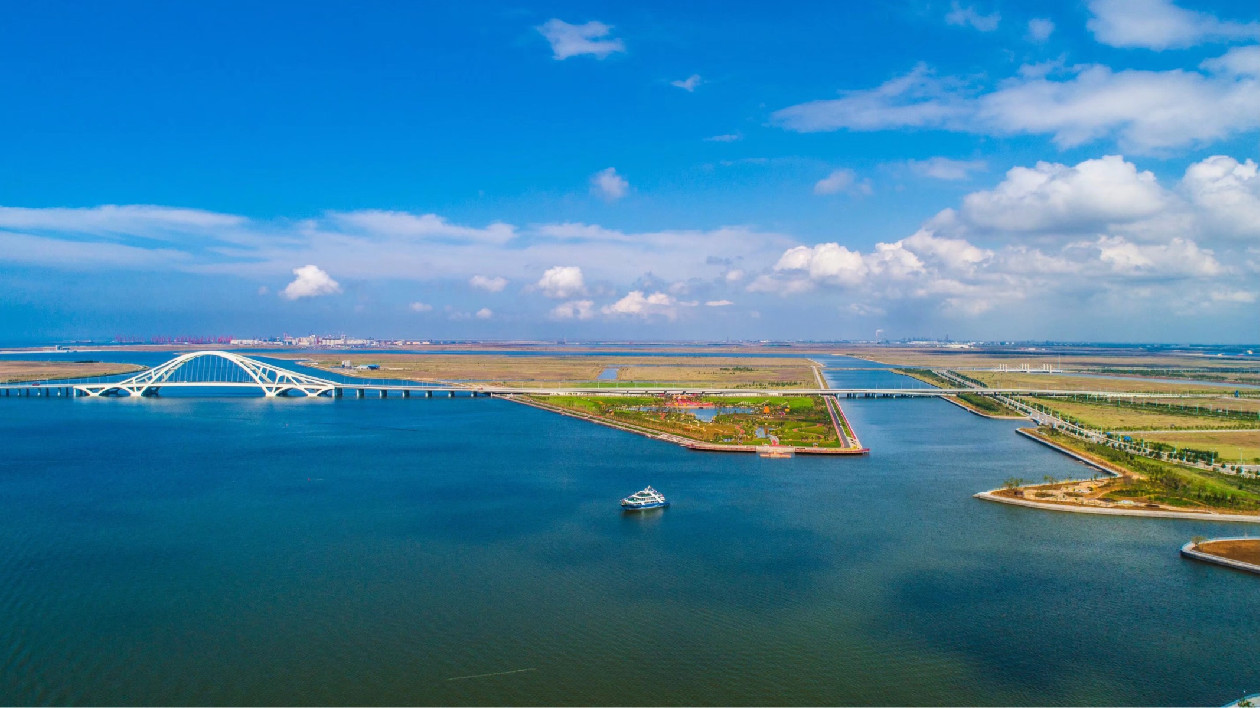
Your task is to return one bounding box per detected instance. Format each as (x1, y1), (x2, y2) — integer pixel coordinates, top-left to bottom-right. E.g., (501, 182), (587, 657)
(0, 381), (1230, 399)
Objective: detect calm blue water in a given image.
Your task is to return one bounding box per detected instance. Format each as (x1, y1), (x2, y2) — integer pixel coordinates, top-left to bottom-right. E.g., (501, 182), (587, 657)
(1, 363), (1258, 705)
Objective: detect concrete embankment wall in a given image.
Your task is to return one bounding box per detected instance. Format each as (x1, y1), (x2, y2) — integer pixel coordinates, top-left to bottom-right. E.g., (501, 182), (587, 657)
(975, 491), (1260, 523)
(1181, 540), (1260, 574)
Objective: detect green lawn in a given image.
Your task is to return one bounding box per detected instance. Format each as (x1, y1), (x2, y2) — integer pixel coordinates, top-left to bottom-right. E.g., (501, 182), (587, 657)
(1040, 428), (1260, 511)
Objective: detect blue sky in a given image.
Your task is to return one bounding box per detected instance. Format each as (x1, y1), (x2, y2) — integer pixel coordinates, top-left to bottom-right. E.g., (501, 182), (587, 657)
(1, 0), (1258, 343)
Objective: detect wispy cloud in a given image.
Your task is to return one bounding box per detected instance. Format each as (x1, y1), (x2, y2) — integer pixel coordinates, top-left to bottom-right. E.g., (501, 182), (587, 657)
(906, 157), (987, 181)
(814, 168), (872, 195)
(536, 19), (626, 60)
(670, 74), (702, 91)
(1087, 0), (1260, 49)
(469, 275), (508, 292)
(945, 2), (1000, 31)
(329, 210), (515, 244)
(772, 49), (1260, 153)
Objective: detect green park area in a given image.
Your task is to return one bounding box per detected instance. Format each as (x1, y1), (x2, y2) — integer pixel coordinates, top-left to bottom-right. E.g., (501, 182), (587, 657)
(997, 428), (1260, 508)
(531, 394), (850, 448)
(1024, 429), (1260, 512)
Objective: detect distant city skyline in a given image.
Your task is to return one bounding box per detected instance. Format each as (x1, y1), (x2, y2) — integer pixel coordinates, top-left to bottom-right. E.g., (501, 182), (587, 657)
(1, 0), (1258, 343)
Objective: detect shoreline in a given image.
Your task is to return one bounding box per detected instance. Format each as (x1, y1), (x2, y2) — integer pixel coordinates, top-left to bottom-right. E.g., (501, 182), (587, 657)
(500, 394), (869, 456)
(975, 428), (1260, 523)
(1180, 539), (1260, 574)
(975, 491), (1260, 523)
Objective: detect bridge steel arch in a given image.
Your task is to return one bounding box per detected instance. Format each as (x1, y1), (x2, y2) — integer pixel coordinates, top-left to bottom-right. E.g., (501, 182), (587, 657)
(74, 351), (338, 398)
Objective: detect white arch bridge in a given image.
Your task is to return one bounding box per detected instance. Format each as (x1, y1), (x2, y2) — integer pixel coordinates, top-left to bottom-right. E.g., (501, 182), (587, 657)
(75, 350), (339, 397)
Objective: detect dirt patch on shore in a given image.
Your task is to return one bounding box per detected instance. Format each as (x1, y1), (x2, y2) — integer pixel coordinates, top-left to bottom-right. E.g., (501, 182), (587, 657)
(1197, 540), (1260, 565)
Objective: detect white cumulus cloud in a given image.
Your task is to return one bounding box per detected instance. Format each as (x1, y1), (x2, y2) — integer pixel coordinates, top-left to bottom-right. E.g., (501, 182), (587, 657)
(959, 155), (1170, 232)
(536, 265), (586, 298)
(1095, 235), (1222, 276)
(536, 19), (625, 60)
(1181, 154), (1260, 238)
(475, 307), (493, 319)
(601, 291), (677, 319)
(590, 167), (629, 201)
(409, 301), (433, 312)
(281, 265), (341, 300)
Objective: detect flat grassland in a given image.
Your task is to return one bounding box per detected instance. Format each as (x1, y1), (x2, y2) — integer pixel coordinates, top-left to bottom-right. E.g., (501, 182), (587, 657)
(1195, 539), (1260, 565)
(968, 371), (1234, 394)
(0, 361), (143, 383)
(841, 346), (1256, 371)
(613, 363), (807, 386)
(297, 354), (817, 388)
(1141, 431), (1260, 463)
(1024, 396), (1260, 431)
(1129, 396), (1260, 414)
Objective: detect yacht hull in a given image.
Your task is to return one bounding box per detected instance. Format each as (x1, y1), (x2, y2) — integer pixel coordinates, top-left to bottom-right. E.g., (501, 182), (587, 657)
(621, 501), (670, 511)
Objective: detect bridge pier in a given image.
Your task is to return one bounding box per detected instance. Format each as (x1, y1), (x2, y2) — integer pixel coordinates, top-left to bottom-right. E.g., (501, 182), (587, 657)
(403, 390), (410, 398)
(380, 389), (387, 398)
(448, 390), (454, 397)
(425, 390), (432, 398)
